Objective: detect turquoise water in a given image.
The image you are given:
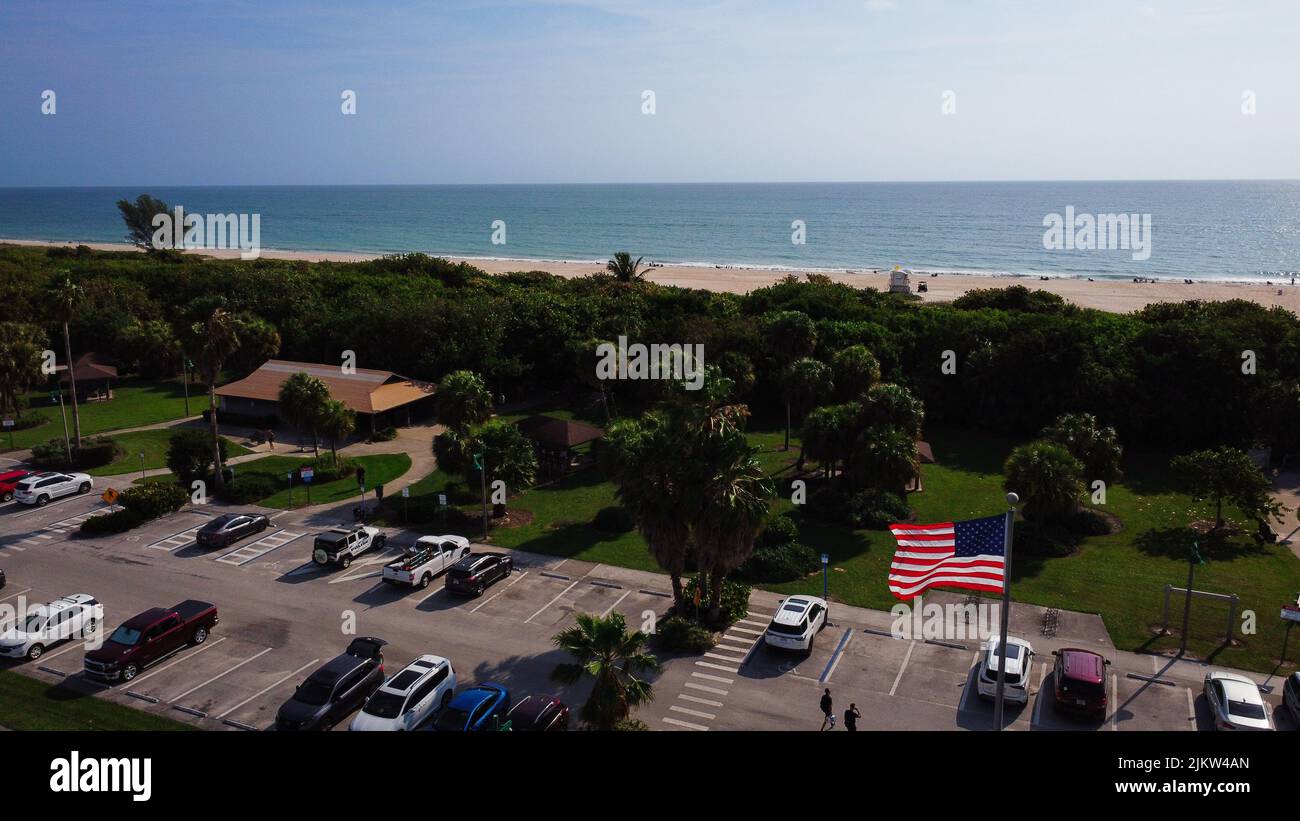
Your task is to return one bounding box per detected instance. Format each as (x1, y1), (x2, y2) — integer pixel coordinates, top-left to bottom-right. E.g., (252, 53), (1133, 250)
(1, 181), (1297, 282)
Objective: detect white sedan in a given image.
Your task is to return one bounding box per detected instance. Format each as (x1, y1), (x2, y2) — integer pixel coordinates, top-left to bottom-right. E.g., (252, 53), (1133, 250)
(976, 635), (1035, 704)
(1204, 671), (1273, 731)
(13, 471), (93, 506)
(0, 594), (102, 661)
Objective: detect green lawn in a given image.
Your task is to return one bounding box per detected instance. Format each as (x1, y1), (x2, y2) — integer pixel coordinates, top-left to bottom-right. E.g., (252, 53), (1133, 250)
(87, 429), (250, 476)
(0, 670), (193, 731)
(3, 377), (207, 452)
(232, 453), (412, 509)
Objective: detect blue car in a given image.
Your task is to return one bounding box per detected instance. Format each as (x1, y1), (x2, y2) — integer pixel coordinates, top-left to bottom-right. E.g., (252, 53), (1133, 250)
(432, 683), (511, 731)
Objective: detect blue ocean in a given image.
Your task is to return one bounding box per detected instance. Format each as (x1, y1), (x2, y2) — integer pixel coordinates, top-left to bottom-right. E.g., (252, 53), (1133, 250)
(1, 181), (1297, 282)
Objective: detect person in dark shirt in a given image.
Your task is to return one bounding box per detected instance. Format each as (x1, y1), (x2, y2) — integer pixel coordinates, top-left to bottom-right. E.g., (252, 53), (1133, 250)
(819, 688), (835, 730)
(844, 703), (861, 732)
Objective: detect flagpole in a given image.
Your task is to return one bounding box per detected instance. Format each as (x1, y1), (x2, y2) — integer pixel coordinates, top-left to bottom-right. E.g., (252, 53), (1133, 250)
(993, 491), (1018, 731)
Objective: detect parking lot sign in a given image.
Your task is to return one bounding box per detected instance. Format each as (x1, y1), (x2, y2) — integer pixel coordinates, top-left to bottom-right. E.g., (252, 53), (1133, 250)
(300, 466), (314, 484)
(101, 487), (119, 505)
(401, 487), (409, 498)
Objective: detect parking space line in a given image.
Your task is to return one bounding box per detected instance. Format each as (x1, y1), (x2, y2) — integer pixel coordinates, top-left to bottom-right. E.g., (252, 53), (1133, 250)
(130, 637), (227, 686)
(704, 651), (743, 663)
(524, 578), (581, 624)
(662, 716), (709, 731)
(737, 618), (767, 628)
(1110, 673), (1118, 730)
(889, 640), (916, 697)
(670, 704), (716, 720)
(692, 671), (733, 685)
(470, 571), (529, 613)
(216, 657), (320, 720)
(727, 626), (763, 636)
(599, 589), (633, 618)
(678, 694), (723, 708)
(1185, 687), (1196, 730)
(819, 628), (854, 683)
(216, 531), (305, 566)
(41, 637), (101, 661)
(168, 647), (273, 702)
(146, 525), (205, 551)
(684, 681), (728, 696)
(0, 587), (32, 603)
(716, 640), (751, 653)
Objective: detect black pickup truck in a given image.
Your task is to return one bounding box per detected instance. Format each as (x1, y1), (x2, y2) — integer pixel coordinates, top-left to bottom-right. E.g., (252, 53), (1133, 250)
(84, 600), (219, 683)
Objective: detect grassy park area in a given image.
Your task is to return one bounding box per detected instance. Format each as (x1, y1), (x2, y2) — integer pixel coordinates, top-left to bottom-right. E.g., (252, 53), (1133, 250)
(87, 428), (250, 477)
(0, 670), (193, 731)
(2, 377), (206, 451)
(230, 453), (412, 509)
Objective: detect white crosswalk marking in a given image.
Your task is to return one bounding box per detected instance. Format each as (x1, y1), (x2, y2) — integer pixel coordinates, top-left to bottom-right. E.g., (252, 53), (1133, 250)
(216, 531), (305, 566)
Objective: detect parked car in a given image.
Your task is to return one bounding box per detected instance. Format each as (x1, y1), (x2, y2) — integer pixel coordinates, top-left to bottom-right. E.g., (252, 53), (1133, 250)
(382, 535), (471, 589)
(312, 525), (386, 569)
(0, 569), (5, 590)
(1283, 671), (1300, 727)
(444, 553), (514, 596)
(349, 654), (455, 731)
(0, 469), (32, 503)
(1050, 647), (1110, 719)
(275, 637), (388, 731)
(195, 512), (270, 549)
(1204, 671), (1273, 731)
(976, 636), (1035, 704)
(506, 694), (570, 731)
(763, 595), (829, 653)
(84, 600), (219, 682)
(13, 471), (92, 506)
(0, 593), (102, 661)
(432, 683), (511, 731)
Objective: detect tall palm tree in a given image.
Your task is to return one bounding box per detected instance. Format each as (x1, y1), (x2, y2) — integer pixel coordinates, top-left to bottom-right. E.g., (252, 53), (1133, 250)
(852, 426), (920, 496)
(433, 369), (492, 431)
(551, 612), (658, 730)
(606, 251), (644, 283)
(693, 427), (774, 623)
(191, 309), (241, 491)
(52, 276), (83, 447)
(318, 399), (356, 468)
(602, 414), (695, 607)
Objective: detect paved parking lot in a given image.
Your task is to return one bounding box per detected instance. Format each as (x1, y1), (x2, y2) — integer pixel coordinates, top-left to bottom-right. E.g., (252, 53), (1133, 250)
(0, 492), (1294, 732)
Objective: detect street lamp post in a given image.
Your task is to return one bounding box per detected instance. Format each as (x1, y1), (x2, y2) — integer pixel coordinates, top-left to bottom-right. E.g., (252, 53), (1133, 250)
(138, 451), (146, 481)
(993, 491), (1019, 731)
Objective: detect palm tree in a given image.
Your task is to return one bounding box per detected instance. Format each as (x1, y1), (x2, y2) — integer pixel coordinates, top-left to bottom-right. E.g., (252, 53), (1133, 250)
(693, 427), (774, 623)
(1003, 441), (1084, 523)
(606, 251), (644, 283)
(318, 399), (356, 468)
(602, 414), (695, 607)
(781, 358), (834, 470)
(551, 612), (658, 730)
(433, 370), (493, 431)
(852, 426), (920, 496)
(52, 276), (83, 447)
(191, 308), (241, 491)
(278, 371), (332, 458)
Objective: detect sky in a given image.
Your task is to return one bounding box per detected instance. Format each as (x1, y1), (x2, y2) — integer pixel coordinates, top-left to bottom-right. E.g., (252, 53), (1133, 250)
(0, 0), (1297, 185)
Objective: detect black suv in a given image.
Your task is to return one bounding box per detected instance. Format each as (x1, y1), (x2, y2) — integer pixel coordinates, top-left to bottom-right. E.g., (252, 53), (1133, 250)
(445, 553), (514, 596)
(274, 637), (387, 731)
(196, 513), (270, 549)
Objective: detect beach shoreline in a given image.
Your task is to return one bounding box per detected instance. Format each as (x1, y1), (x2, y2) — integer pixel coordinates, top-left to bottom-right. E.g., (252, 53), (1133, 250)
(6, 238), (1300, 315)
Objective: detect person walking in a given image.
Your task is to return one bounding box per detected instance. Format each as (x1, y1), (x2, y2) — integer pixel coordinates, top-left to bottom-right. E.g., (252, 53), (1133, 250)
(844, 703), (861, 732)
(819, 688), (835, 731)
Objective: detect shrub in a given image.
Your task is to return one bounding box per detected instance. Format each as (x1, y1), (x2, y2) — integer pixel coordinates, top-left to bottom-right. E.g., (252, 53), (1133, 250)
(652, 615), (716, 654)
(757, 513), (800, 548)
(680, 575), (752, 629)
(804, 485), (851, 525)
(612, 718), (650, 731)
(79, 508), (145, 535)
(1013, 520), (1080, 557)
(119, 482), (187, 519)
(848, 488), (910, 529)
(166, 429), (230, 486)
(592, 506), (635, 533)
(368, 426), (397, 443)
(31, 435), (119, 470)
(221, 474), (281, 504)
(738, 542), (820, 583)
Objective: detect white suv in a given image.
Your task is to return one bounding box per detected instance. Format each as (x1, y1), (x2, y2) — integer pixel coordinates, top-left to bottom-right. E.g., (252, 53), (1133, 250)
(350, 654), (456, 731)
(976, 635), (1035, 704)
(763, 596), (829, 653)
(13, 472), (93, 506)
(0, 593), (103, 660)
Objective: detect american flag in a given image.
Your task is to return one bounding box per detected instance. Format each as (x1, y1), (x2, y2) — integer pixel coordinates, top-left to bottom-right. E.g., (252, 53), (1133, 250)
(887, 514), (1008, 600)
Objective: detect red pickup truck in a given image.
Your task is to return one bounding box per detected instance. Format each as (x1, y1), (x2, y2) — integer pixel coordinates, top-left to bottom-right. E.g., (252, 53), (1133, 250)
(84, 600), (219, 683)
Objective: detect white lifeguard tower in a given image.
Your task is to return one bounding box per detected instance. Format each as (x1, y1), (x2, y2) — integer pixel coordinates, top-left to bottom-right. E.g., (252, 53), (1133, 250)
(888, 266), (912, 294)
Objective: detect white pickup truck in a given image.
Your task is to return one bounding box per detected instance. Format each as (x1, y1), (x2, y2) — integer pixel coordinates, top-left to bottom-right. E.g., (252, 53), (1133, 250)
(382, 535), (472, 589)
(312, 525), (386, 569)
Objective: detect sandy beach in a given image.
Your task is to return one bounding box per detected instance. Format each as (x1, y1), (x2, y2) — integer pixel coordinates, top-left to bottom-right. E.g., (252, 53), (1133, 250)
(8, 238), (1300, 315)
